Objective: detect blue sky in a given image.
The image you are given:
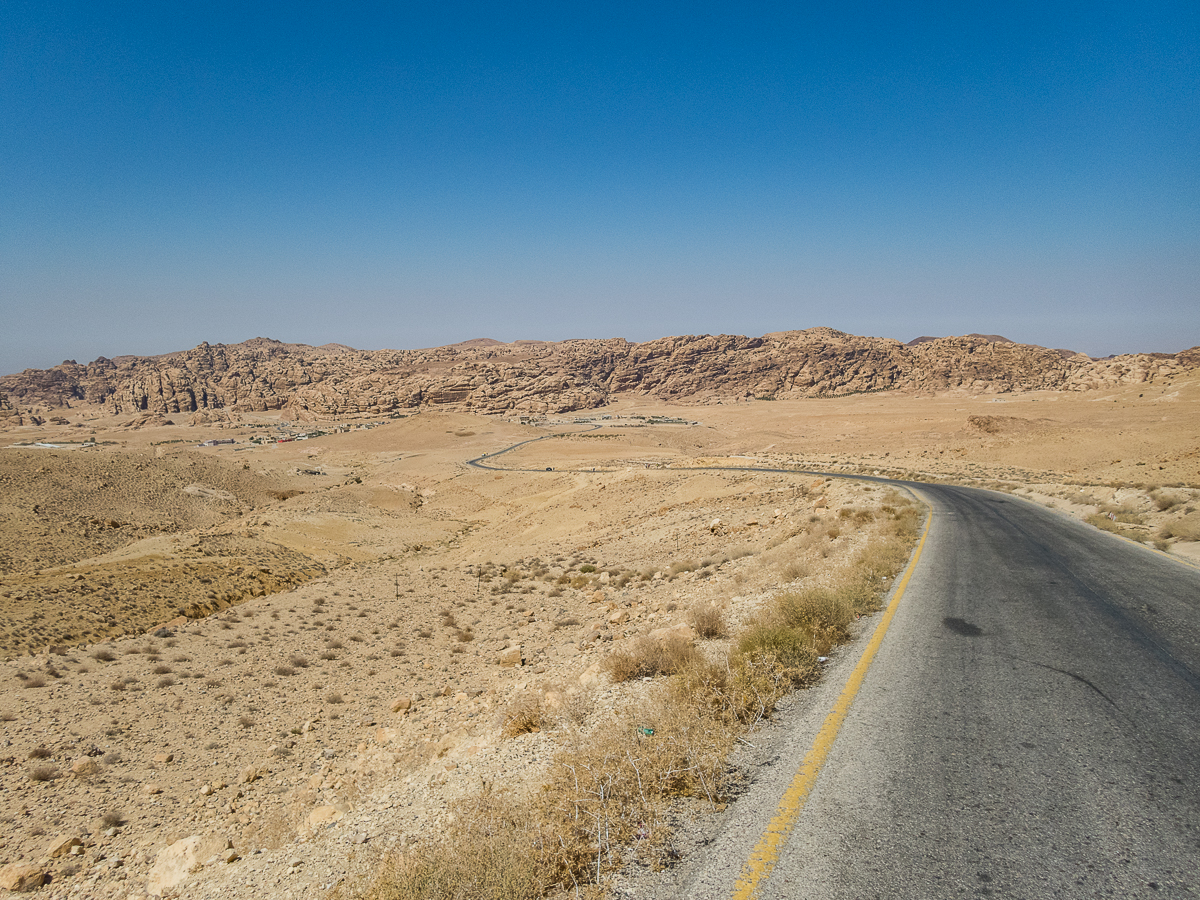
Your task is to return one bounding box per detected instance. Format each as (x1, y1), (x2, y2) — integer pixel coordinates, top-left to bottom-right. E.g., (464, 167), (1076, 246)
(2, 2), (1197, 373)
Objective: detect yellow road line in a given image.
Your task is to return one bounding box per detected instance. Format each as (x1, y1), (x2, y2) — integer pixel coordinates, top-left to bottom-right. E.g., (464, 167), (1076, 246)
(730, 500), (933, 900)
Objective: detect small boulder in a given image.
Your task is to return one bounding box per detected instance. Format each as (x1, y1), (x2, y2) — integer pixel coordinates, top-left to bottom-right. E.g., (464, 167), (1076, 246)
(70, 756), (100, 777)
(305, 805), (344, 830)
(147, 834), (231, 896)
(497, 646), (523, 667)
(45, 834), (82, 858)
(389, 697), (411, 713)
(0, 863), (46, 892)
(237, 766), (259, 785)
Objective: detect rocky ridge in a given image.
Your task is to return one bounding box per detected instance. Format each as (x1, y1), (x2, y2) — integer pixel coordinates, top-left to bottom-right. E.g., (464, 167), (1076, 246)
(2, 329), (1197, 421)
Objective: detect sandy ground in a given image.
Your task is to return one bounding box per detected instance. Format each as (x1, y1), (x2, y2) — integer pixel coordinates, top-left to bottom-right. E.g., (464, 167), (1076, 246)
(1, 376), (1198, 898)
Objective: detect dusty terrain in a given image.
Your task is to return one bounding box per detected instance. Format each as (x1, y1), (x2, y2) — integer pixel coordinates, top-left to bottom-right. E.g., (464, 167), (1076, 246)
(1, 364), (1198, 898)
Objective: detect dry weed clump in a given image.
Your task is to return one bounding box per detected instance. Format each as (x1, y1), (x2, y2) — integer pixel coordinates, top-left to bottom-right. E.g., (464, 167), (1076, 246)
(775, 588), (853, 652)
(362, 794), (555, 900)
(1086, 514), (1145, 540)
(501, 694), (548, 738)
(1158, 512), (1200, 542)
(604, 636), (700, 683)
(689, 603), (726, 639)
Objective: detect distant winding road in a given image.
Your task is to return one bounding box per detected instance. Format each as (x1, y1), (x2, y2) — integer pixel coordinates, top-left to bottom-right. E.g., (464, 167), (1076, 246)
(467, 435), (1200, 898)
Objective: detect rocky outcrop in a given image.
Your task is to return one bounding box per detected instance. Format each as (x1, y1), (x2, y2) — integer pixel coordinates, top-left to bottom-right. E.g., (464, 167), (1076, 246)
(2, 331), (1196, 419)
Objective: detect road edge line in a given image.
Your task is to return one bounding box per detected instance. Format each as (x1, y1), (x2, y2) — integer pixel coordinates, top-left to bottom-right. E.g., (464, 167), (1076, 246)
(729, 497), (933, 900)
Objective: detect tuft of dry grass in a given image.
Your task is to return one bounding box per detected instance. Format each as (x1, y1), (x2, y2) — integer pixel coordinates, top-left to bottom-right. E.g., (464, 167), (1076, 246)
(501, 694), (547, 738)
(605, 635), (700, 683)
(689, 603), (726, 639)
(775, 588), (853, 653)
(29, 765), (57, 782)
(1158, 512), (1200, 542)
(1087, 514), (1145, 540)
(362, 794), (554, 900)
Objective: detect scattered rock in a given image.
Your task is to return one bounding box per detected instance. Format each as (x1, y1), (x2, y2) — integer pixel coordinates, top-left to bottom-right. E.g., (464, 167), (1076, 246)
(497, 645), (523, 667)
(0, 863), (46, 892)
(45, 834), (82, 858)
(305, 805), (344, 830)
(146, 834), (230, 897)
(70, 756), (100, 777)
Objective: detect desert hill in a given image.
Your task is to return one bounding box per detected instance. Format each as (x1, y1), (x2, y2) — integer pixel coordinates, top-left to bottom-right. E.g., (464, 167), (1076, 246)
(2, 329), (1197, 422)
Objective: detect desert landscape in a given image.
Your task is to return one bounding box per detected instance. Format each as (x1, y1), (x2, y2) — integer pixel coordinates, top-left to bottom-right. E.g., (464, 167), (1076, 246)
(1, 330), (1198, 898)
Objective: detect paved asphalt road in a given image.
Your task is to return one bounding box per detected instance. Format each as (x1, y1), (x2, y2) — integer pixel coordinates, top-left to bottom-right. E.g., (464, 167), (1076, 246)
(678, 483), (1200, 899)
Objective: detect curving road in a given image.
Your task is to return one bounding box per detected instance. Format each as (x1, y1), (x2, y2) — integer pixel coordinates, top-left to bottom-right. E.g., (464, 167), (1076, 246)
(464, 435), (1200, 896)
(681, 483), (1200, 899)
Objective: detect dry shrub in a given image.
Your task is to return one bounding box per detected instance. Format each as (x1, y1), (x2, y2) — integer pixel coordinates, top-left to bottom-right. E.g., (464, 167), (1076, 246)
(776, 588), (853, 651)
(779, 560), (808, 582)
(91, 648), (116, 662)
(733, 625), (819, 689)
(1152, 491), (1181, 512)
(689, 603), (726, 639)
(363, 794), (553, 900)
(604, 636), (700, 683)
(540, 699), (734, 884)
(1097, 502), (1144, 525)
(502, 694), (547, 738)
(1087, 514), (1144, 540)
(29, 765), (57, 782)
(1158, 513), (1200, 542)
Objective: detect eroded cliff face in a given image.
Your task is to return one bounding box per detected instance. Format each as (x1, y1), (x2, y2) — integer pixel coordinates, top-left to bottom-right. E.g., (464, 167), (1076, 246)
(1, 329), (1196, 419)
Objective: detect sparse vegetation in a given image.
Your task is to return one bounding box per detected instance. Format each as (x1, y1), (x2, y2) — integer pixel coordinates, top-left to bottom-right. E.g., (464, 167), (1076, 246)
(605, 635), (701, 683)
(689, 603), (726, 639)
(364, 494), (923, 898)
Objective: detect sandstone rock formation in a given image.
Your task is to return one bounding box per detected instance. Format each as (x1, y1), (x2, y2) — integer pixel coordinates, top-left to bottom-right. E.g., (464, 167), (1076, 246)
(2, 330), (1196, 420)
